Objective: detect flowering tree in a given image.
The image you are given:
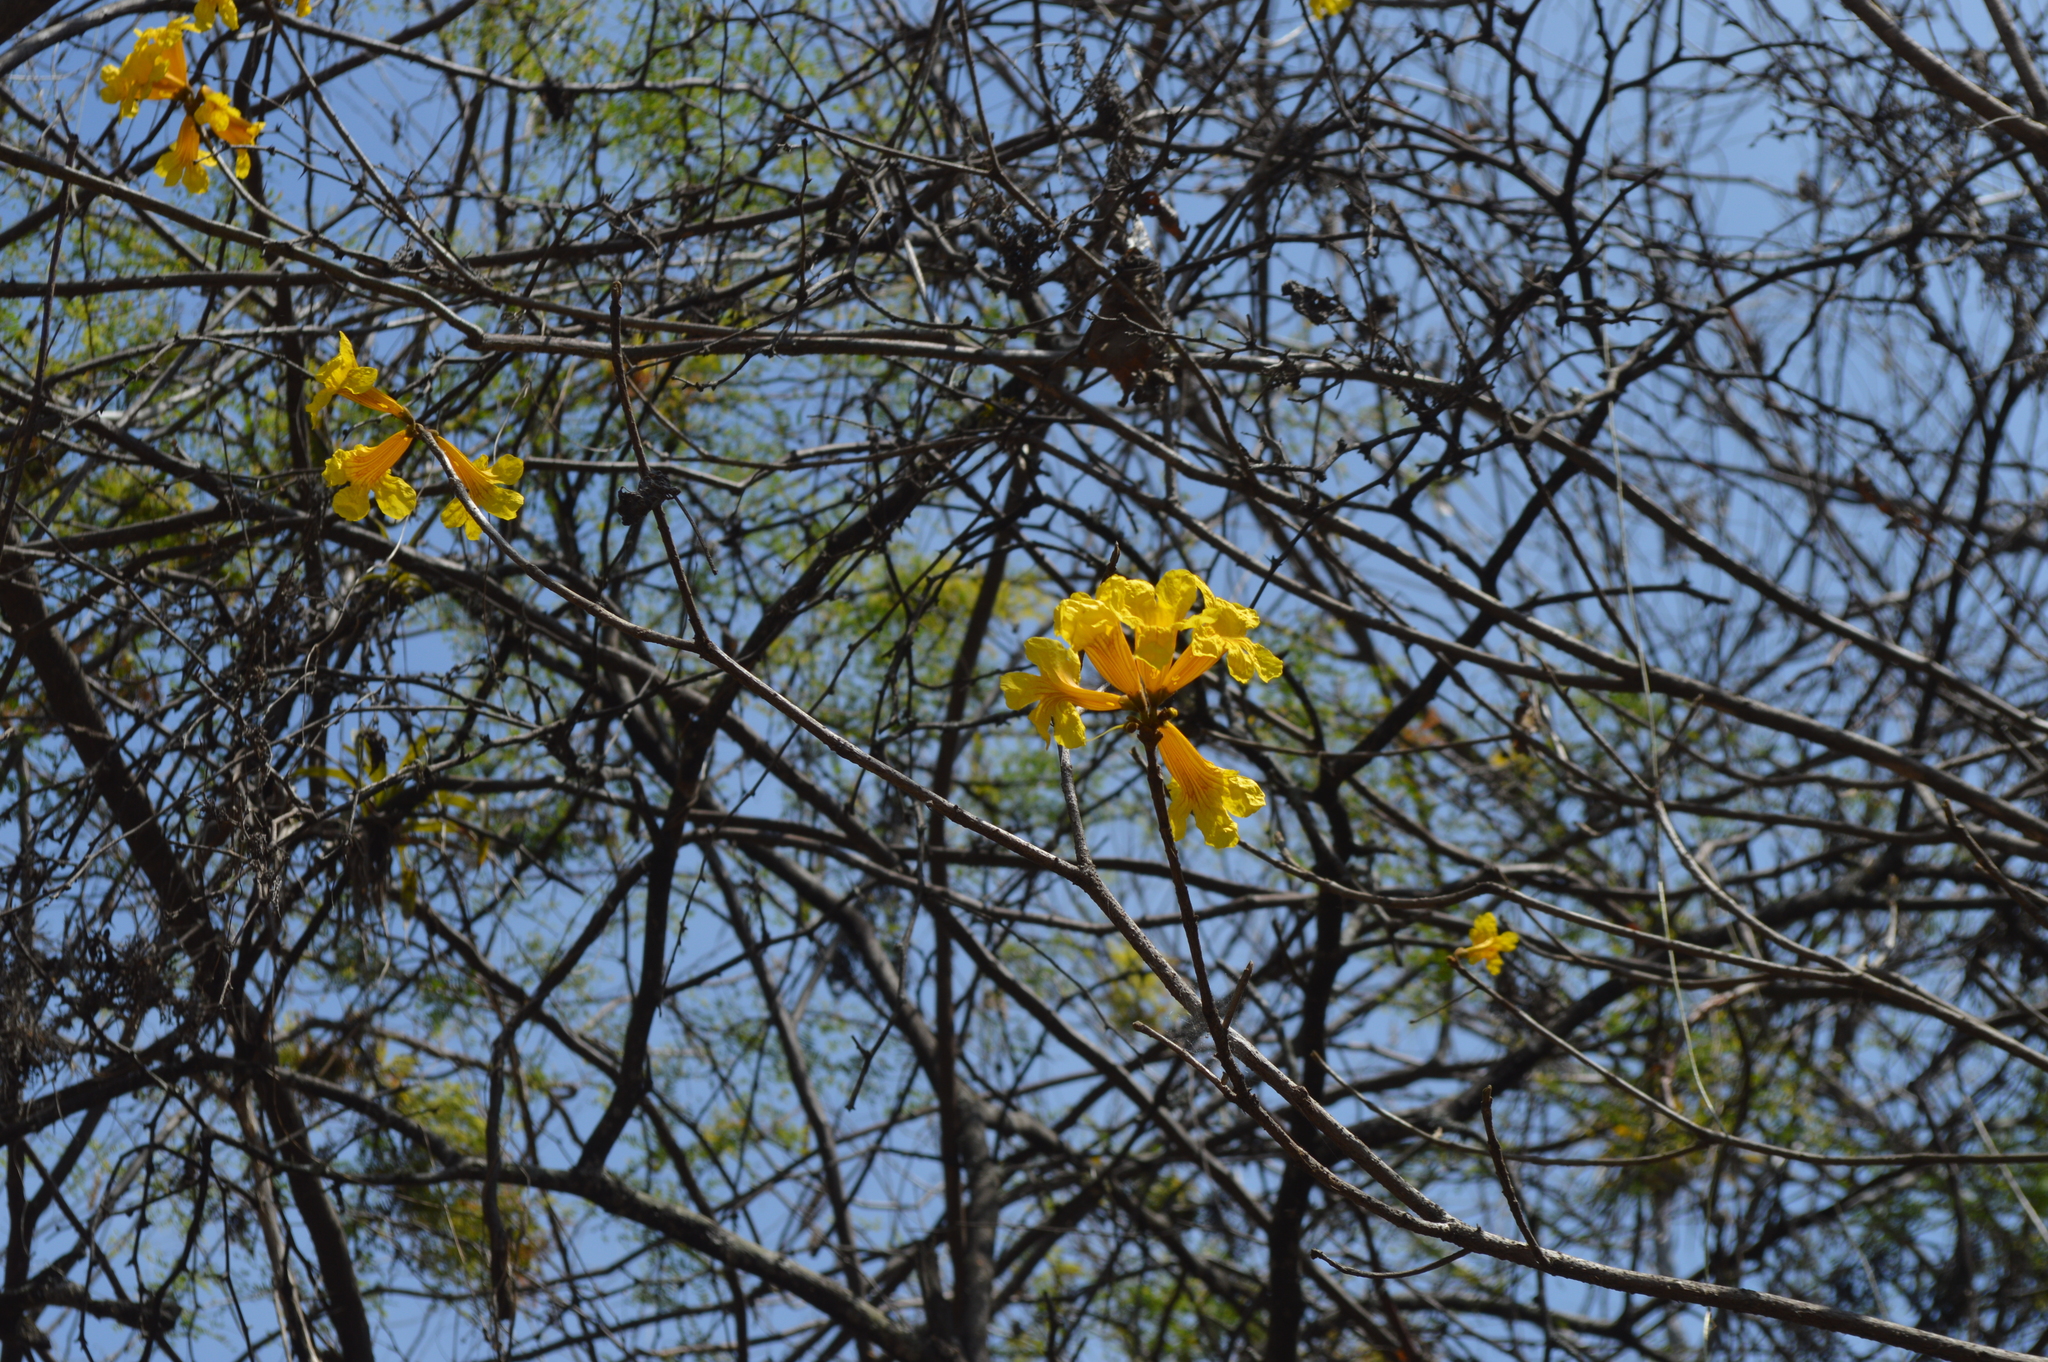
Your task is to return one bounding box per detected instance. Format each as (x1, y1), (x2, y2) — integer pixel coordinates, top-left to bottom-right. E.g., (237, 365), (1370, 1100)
(3, 0), (2048, 1359)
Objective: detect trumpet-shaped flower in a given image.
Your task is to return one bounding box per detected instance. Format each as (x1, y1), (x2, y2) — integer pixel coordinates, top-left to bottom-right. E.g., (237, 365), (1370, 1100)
(434, 434), (526, 540)
(999, 637), (1127, 747)
(194, 87), (263, 178)
(100, 20), (192, 118)
(324, 430), (418, 522)
(1452, 912), (1520, 975)
(193, 0), (238, 30)
(1188, 596), (1285, 684)
(1157, 721), (1265, 849)
(308, 333), (409, 418)
(1056, 591), (1155, 697)
(154, 112), (216, 194)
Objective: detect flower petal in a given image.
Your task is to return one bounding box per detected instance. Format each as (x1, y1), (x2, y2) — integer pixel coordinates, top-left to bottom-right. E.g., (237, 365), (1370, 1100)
(372, 474), (419, 520)
(1055, 591), (1123, 651)
(440, 499), (483, 540)
(332, 485), (373, 521)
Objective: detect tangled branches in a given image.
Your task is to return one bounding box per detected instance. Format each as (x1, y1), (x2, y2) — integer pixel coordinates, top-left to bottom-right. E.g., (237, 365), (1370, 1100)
(4, 0), (2048, 1359)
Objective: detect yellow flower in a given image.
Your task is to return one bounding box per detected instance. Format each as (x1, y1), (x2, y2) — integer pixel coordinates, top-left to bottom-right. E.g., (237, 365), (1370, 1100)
(1055, 590), (1154, 696)
(323, 430), (418, 522)
(308, 333), (409, 418)
(298, 0), (315, 13)
(1157, 721), (1265, 849)
(998, 637), (1127, 747)
(194, 87), (261, 143)
(154, 113), (216, 194)
(433, 434), (526, 540)
(1309, 0), (1354, 15)
(1452, 912), (1520, 975)
(1003, 570), (1285, 849)
(192, 0), (238, 30)
(100, 20), (192, 118)
(1187, 596), (1285, 684)
(194, 87), (263, 177)
(1056, 573), (1286, 702)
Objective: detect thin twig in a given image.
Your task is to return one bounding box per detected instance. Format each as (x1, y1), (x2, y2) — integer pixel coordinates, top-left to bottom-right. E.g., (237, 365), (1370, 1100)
(1481, 1086), (1546, 1269)
(1311, 1247), (1472, 1281)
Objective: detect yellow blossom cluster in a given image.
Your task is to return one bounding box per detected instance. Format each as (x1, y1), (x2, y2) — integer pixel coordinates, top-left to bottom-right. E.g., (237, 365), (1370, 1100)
(97, 4), (280, 195)
(98, 19), (191, 119)
(1001, 571), (1282, 849)
(308, 333), (527, 538)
